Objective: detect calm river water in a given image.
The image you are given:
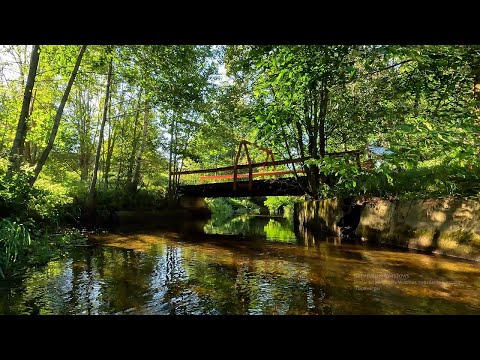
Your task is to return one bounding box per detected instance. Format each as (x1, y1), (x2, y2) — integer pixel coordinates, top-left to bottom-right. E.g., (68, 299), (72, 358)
(1, 214), (480, 315)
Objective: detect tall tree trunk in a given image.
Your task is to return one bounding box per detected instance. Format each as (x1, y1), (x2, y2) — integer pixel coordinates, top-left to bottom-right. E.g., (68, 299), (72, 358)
(167, 116), (176, 199)
(115, 114), (127, 189)
(24, 141), (32, 165)
(319, 84), (328, 157)
(78, 90), (93, 182)
(104, 129), (116, 189)
(86, 55), (113, 216)
(103, 90), (114, 188)
(30, 45), (87, 186)
(23, 88), (37, 165)
(80, 153), (89, 181)
(126, 99), (141, 184)
(316, 85), (329, 194)
(174, 136), (191, 193)
(6, 45), (40, 179)
(131, 101), (149, 192)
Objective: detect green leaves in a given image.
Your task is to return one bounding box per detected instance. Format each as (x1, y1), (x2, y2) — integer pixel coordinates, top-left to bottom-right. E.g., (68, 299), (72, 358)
(424, 121), (433, 131)
(0, 218), (32, 277)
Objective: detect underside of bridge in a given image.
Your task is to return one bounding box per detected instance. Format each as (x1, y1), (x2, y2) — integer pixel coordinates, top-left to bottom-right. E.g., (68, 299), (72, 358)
(178, 177), (309, 198)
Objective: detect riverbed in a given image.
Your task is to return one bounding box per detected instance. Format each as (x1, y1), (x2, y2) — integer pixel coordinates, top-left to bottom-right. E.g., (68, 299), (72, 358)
(1, 214), (480, 314)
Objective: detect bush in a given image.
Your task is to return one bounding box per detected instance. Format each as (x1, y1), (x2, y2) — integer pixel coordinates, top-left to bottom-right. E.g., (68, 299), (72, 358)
(205, 197), (261, 220)
(0, 171), (33, 219)
(313, 157), (480, 200)
(0, 219), (31, 278)
(0, 171), (77, 227)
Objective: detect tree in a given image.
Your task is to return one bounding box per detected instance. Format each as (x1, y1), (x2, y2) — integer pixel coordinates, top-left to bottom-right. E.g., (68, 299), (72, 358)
(86, 51), (113, 217)
(131, 100), (149, 192)
(29, 45), (87, 186)
(6, 45), (40, 179)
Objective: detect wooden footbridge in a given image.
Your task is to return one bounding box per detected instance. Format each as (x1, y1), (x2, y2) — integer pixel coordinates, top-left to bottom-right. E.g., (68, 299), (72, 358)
(174, 141), (362, 198)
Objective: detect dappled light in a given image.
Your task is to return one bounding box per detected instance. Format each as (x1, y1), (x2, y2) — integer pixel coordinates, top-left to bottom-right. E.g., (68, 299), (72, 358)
(1, 45), (480, 315)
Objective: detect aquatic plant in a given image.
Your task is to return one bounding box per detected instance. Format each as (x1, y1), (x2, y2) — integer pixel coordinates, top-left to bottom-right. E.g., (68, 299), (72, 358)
(0, 219), (31, 278)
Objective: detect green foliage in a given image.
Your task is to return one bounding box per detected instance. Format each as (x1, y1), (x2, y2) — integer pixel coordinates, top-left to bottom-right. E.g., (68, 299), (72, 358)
(264, 196), (299, 215)
(205, 197), (261, 221)
(309, 157), (480, 200)
(225, 45), (480, 200)
(93, 188), (167, 216)
(0, 170), (75, 226)
(228, 198), (261, 214)
(0, 218), (31, 278)
(26, 229), (87, 267)
(205, 198), (234, 220)
(0, 213), (87, 279)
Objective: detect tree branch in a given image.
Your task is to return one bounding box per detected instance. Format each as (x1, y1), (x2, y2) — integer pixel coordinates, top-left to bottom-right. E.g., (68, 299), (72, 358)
(365, 59), (414, 76)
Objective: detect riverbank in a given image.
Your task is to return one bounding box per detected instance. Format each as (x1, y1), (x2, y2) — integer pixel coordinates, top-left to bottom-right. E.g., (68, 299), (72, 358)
(295, 197), (480, 262)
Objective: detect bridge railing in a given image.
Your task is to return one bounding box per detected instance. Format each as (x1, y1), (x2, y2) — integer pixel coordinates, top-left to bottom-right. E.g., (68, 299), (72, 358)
(173, 149), (363, 191)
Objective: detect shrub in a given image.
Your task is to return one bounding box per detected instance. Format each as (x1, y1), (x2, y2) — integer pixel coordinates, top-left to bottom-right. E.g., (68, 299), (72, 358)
(0, 219), (31, 278)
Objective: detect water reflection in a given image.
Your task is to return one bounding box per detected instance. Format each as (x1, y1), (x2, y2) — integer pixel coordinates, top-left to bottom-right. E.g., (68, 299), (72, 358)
(1, 215), (480, 315)
(204, 214), (298, 243)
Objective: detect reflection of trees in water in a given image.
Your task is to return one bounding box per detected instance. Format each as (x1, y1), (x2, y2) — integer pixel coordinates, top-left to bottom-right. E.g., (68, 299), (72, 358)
(93, 247), (158, 313)
(263, 219), (296, 243)
(4, 247), (161, 314)
(161, 245), (194, 315)
(3, 258), (74, 314)
(294, 222), (341, 247)
(205, 214), (298, 243)
(204, 214), (253, 235)
(167, 243), (332, 314)
(166, 245), (244, 314)
(244, 265), (331, 315)
(6, 226), (480, 314)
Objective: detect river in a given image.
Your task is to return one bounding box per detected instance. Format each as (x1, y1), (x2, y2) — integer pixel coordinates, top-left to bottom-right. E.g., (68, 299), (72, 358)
(1, 214), (480, 315)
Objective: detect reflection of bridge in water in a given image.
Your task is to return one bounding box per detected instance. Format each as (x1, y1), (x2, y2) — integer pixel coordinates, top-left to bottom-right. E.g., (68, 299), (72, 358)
(174, 140), (362, 198)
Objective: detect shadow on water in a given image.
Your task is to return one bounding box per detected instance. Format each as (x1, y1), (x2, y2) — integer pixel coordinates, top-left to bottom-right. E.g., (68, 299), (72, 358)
(1, 213), (480, 315)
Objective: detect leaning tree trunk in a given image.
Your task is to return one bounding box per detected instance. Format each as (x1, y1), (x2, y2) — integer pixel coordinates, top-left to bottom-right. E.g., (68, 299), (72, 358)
(86, 56), (113, 217)
(30, 45), (87, 186)
(131, 101), (149, 192)
(6, 45), (40, 179)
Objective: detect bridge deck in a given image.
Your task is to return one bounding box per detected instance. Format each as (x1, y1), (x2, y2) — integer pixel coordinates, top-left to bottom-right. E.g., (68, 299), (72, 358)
(174, 145), (362, 198)
(178, 177), (309, 198)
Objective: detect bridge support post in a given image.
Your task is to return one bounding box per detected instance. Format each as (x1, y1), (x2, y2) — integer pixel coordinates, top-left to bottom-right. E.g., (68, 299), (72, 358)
(243, 143), (253, 191)
(233, 141), (244, 191)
